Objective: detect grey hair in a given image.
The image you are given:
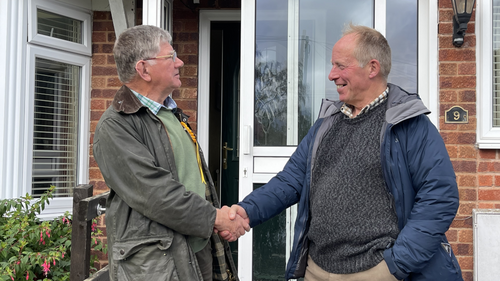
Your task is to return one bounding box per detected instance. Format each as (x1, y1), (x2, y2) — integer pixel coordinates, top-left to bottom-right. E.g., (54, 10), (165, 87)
(342, 23), (391, 80)
(113, 25), (172, 83)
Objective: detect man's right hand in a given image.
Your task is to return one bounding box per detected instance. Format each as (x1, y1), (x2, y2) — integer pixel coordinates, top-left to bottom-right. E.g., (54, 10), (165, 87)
(214, 206), (250, 242)
(217, 205), (250, 241)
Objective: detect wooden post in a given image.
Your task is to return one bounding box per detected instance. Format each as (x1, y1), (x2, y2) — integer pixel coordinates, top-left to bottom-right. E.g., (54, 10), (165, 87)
(70, 184), (94, 281)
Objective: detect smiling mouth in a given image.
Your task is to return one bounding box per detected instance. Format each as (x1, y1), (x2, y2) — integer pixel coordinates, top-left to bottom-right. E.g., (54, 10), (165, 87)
(337, 84), (346, 89)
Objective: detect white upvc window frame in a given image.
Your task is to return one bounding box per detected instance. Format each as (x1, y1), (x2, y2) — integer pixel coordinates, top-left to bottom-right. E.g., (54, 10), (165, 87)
(0, 0), (91, 220)
(477, 0), (500, 149)
(142, 0), (173, 35)
(28, 0), (92, 56)
(25, 44), (91, 220)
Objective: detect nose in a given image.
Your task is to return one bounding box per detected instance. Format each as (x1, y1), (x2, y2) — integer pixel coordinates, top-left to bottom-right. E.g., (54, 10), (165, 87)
(176, 58), (184, 68)
(328, 65), (338, 81)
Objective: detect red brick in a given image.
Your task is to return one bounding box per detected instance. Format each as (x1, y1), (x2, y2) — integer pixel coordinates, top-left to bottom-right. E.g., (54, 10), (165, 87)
(478, 161), (494, 172)
(92, 77), (106, 88)
(93, 66), (118, 76)
(457, 175), (476, 187)
(89, 168), (104, 180)
(440, 119), (458, 131)
(102, 89), (117, 98)
(438, 22), (453, 34)
(180, 77), (198, 87)
(496, 175), (500, 186)
(439, 9), (454, 22)
(107, 55), (116, 65)
(91, 110), (104, 121)
(459, 188), (477, 201)
(107, 32), (116, 43)
(479, 149), (497, 159)
(107, 77), (122, 87)
(456, 243), (473, 255)
(457, 202), (475, 216)
(446, 229), (458, 242)
(458, 229), (473, 243)
(175, 100), (198, 111)
(91, 99), (106, 110)
(93, 32), (106, 43)
(457, 256), (473, 270)
(180, 65), (197, 76)
(478, 189), (500, 200)
(458, 146), (476, 159)
(462, 271), (473, 281)
(446, 145), (458, 158)
(93, 21), (115, 32)
(90, 121), (98, 132)
(458, 63), (476, 75)
(440, 76), (476, 89)
(457, 117), (476, 131)
(91, 89), (102, 98)
(479, 175), (493, 187)
(457, 133), (476, 144)
(478, 202), (497, 208)
(439, 49), (476, 62)
(452, 160), (476, 173)
(440, 90), (458, 102)
(92, 54), (106, 65)
(102, 44), (115, 54)
(458, 90), (476, 102)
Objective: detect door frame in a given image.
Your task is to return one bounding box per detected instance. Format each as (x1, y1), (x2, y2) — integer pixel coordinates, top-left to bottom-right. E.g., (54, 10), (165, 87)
(198, 10), (241, 158)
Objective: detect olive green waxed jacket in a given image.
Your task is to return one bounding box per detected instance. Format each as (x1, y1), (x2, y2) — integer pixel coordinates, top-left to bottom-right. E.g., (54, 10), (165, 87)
(93, 85), (238, 281)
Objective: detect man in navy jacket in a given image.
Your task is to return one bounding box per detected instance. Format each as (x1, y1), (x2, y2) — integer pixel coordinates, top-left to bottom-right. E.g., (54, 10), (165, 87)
(224, 24), (462, 281)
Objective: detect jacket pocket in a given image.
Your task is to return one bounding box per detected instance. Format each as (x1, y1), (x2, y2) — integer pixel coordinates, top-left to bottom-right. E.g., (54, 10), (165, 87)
(113, 237), (179, 281)
(410, 241), (463, 281)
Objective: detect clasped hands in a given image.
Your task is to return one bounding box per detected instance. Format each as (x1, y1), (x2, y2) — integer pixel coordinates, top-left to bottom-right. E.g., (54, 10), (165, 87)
(214, 205), (249, 242)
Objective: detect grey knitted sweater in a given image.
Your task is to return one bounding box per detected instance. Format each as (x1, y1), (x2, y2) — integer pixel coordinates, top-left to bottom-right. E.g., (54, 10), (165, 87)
(308, 100), (400, 274)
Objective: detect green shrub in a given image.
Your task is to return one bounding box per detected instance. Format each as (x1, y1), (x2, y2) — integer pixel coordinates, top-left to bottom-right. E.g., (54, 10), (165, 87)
(0, 186), (107, 281)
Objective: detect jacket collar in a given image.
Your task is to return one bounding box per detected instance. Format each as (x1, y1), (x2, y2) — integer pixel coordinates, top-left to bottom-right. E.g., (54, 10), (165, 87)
(317, 83), (430, 125)
(112, 85), (147, 114)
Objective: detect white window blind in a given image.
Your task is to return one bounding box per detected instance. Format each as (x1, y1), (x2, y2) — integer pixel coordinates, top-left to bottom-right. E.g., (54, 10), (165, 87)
(494, 0), (500, 126)
(32, 57), (80, 198)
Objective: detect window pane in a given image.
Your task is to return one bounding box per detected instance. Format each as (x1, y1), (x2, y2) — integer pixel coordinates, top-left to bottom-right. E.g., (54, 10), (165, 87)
(254, 0), (373, 146)
(32, 57), (80, 198)
(298, 0), (373, 141)
(493, 0), (500, 126)
(252, 184), (287, 280)
(37, 9), (83, 44)
(386, 0), (418, 93)
(254, 0), (289, 146)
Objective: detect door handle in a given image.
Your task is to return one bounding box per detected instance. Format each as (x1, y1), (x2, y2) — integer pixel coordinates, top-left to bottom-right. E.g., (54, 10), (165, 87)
(223, 142), (233, 169)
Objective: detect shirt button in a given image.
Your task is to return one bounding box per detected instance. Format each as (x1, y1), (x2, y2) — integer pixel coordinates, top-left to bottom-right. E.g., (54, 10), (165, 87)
(120, 249), (125, 255)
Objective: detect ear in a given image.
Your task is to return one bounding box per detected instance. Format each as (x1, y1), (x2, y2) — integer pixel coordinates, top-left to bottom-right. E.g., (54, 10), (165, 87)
(135, 60), (152, 82)
(367, 59), (381, 79)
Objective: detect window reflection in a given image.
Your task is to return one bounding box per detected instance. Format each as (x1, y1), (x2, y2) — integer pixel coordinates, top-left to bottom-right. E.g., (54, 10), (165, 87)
(254, 0), (373, 146)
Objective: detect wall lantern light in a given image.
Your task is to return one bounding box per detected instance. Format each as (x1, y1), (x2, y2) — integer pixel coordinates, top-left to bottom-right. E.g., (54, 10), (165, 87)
(451, 0), (476, 47)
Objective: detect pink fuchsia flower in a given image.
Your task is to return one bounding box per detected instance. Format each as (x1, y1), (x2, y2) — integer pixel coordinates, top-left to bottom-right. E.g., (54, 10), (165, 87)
(26, 271), (29, 280)
(42, 259), (50, 276)
(62, 253), (65, 258)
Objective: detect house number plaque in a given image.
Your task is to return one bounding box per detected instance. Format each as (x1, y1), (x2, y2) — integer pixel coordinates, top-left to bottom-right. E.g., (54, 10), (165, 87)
(445, 106), (468, 124)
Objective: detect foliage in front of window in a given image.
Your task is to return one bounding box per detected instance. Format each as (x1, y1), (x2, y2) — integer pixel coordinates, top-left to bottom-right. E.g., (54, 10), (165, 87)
(0, 186), (107, 281)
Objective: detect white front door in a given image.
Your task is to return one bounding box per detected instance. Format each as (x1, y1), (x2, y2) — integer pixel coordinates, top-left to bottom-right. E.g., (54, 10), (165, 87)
(237, 0), (434, 280)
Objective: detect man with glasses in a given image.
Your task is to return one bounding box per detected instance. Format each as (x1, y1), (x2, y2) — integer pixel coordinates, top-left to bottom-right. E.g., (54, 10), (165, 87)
(93, 25), (248, 281)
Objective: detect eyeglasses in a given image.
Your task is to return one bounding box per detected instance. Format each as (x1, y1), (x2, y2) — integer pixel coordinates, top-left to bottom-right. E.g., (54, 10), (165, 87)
(143, 51), (177, 62)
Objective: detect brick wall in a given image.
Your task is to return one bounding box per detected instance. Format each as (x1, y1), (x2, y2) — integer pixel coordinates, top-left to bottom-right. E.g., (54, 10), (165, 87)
(439, 1), (500, 280)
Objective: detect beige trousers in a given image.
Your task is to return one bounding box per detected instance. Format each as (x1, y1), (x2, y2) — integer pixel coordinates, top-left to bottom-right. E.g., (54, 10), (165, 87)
(304, 255), (399, 281)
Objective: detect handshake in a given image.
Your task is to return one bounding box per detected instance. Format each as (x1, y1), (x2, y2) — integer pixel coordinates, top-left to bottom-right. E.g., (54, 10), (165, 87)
(214, 205), (249, 242)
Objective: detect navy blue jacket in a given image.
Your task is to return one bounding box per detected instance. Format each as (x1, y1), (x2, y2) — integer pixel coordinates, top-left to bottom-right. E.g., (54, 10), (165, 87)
(239, 84), (462, 280)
